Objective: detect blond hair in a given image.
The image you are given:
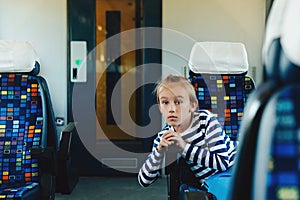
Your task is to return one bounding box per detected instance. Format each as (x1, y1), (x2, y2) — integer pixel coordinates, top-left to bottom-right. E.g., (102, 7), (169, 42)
(154, 74), (198, 104)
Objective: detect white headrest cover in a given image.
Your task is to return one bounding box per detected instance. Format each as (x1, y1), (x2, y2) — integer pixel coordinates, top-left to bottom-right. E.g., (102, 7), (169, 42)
(262, 0), (287, 64)
(188, 42), (249, 74)
(281, 0), (300, 66)
(263, 0), (300, 66)
(0, 40), (39, 72)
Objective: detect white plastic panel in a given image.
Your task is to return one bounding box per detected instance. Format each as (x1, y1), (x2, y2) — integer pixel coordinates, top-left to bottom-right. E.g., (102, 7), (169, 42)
(70, 41), (87, 82)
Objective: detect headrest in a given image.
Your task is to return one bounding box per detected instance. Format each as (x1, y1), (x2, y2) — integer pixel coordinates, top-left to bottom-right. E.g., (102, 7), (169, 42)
(263, 0), (300, 82)
(262, 0), (286, 65)
(0, 40), (40, 74)
(188, 42), (249, 74)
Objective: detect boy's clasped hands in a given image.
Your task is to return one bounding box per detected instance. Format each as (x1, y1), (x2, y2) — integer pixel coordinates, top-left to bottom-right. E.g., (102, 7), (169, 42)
(156, 130), (187, 152)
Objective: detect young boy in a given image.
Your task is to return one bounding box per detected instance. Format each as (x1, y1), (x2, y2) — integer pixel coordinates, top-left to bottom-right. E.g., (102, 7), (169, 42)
(138, 74), (237, 189)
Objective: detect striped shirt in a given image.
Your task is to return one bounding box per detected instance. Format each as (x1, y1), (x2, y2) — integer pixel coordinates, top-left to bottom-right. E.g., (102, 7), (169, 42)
(138, 109), (238, 187)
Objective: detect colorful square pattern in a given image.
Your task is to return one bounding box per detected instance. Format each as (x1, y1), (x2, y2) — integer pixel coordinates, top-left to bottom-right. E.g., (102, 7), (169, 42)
(189, 71), (255, 141)
(266, 86), (300, 200)
(0, 74), (43, 198)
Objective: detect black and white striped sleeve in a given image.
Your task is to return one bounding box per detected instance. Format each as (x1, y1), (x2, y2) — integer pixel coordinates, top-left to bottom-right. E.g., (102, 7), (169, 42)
(138, 131), (165, 187)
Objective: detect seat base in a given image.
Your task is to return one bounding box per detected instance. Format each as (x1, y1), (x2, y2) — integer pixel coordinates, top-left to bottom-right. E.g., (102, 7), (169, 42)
(0, 182), (40, 200)
(205, 169), (232, 200)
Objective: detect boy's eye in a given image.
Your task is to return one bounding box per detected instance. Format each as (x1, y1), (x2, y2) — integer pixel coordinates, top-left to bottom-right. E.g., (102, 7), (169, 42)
(175, 100), (183, 105)
(161, 101), (168, 105)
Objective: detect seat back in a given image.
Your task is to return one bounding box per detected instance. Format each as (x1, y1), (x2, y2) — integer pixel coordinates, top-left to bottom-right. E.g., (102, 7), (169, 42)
(254, 85), (300, 200)
(0, 41), (58, 199)
(188, 42), (255, 141)
(231, 0), (300, 199)
(0, 73), (43, 185)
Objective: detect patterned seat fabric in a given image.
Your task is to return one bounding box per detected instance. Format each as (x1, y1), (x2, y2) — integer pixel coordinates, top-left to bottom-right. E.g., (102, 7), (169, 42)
(0, 73), (46, 199)
(263, 86), (300, 200)
(189, 71), (255, 141)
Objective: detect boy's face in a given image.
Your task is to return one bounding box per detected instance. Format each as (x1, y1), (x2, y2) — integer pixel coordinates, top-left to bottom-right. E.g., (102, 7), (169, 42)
(158, 83), (197, 132)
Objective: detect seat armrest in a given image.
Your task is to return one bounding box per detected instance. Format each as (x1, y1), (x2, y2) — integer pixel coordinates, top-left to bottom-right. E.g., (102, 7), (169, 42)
(165, 146), (181, 200)
(58, 122), (76, 160)
(165, 145), (180, 174)
(56, 122), (79, 194)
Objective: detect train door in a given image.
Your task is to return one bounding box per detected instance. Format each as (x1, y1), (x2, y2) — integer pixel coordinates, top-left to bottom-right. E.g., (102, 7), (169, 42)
(68, 0), (162, 176)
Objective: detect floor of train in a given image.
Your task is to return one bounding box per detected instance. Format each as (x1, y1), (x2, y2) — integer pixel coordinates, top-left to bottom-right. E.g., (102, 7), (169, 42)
(56, 176), (168, 200)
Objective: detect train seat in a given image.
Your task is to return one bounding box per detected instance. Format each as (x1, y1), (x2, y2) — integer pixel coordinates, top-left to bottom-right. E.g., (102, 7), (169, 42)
(166, 42), (255, 200)
(231, 0), (300, 199)
(0, 40), (77, 199)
